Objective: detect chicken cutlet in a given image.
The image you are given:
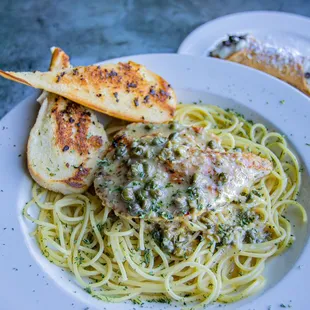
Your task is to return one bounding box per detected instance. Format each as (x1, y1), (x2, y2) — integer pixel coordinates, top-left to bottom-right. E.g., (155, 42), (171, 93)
(94, 123), (272, 220)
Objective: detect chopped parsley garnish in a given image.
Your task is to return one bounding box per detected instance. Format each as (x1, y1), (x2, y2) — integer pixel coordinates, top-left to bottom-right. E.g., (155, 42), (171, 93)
(84, 287), (92, 294)
(144, 249), (150, 265)
(148, 297), (171, 304)
(98, 158), (110, 166)
(74, 255), (84, 265)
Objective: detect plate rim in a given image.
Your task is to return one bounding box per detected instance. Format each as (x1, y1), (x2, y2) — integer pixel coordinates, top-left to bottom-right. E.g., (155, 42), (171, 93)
(178, 10), (310, 55)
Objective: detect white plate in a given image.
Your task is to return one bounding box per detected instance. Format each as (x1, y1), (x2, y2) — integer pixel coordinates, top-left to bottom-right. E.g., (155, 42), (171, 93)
(1, 54), (310, 310)
(178, 11), (310, 57)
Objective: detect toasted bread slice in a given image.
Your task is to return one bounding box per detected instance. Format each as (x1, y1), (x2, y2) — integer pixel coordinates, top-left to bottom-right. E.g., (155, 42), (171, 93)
(36, 47), (72, 105)
(0, 61), (177, 123)
(27, 48), (108, 194)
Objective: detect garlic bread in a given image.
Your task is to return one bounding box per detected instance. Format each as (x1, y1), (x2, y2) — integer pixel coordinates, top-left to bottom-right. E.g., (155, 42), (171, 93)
(0, 61), (177, 123)
(27, 48), (108, 194)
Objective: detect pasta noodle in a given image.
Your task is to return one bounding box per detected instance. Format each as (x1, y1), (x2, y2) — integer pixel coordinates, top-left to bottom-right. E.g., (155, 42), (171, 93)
(24, 103), (307, 308)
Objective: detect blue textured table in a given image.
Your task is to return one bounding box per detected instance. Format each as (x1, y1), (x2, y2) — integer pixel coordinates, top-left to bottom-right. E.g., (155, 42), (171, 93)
(1, 0), (310, 119)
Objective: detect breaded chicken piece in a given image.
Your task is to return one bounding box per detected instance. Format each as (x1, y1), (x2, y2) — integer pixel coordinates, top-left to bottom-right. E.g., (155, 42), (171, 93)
(27, 48), (108, 194)
(94, 123), (272, 220)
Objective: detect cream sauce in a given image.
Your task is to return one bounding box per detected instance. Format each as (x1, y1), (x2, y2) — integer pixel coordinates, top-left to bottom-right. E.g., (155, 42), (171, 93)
(94, 123), (272, 222)
(210, 35), (248, 59)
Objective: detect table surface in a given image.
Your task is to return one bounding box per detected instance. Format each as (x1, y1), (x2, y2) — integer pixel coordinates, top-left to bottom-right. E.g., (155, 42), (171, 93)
(1, 0), (310, 119)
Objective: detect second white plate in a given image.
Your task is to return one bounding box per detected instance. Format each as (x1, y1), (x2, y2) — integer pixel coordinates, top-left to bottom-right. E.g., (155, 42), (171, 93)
(178, 11), (310, 57)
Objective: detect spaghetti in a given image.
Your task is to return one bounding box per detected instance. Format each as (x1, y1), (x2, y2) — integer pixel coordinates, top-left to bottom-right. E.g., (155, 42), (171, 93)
(24, 103), (306, 308)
